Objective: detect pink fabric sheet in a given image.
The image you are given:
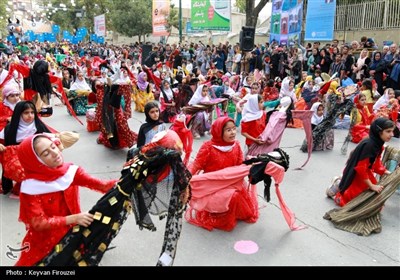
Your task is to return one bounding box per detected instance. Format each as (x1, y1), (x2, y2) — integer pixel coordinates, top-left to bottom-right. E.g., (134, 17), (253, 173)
(189, 165), (251, 213)
(292, 110), (314, 169)
(265, 161), (307, 231)
(247, 110), (313, 169)
(189, 163), (305, 231)
(247, 111), (287, 156)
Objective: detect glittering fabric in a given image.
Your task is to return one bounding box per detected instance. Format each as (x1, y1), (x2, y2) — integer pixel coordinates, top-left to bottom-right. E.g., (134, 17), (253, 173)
(35, 146), (191, 267)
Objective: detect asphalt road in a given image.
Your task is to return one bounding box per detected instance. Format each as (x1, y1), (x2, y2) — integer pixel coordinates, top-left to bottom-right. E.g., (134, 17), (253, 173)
(0, 102), (399, 266)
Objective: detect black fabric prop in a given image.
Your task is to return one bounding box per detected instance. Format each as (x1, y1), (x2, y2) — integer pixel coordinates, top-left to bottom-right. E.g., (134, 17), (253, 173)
(301, 94), (354, 152)
(243, 148), (290, 202)
(24, 60), (53, 102)
(101, 85), (118, 148)
(109, 84), (121, 109)
(35, 147), (191, 266)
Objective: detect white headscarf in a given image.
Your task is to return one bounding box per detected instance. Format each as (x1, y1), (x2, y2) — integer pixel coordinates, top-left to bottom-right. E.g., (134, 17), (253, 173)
(242, 94), (263, 122)
(189, 84), (207, 105)
(70, 76), (91, 91)
(161, 80), (174, 100)
(310, 102), (324, 126)
(373, 88), (392, 112)
(16, 118), (37, 143)
(3, 98), (19, 111)
(279, 77), (297, 102)
(279, 96), (293, 112)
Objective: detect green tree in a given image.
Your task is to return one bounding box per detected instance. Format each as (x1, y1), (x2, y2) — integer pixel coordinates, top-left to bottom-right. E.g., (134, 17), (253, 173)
(166, 4), (179, 34)
(42, 0), (112, 33)
(245, 0), (270, 27)
(235, 0), (246, 13)
(109, 0), (152, 42)
(0, 1), (8, 36)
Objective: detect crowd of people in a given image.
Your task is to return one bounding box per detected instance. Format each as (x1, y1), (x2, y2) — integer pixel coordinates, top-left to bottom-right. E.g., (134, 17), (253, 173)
(0, 36), (399, 265)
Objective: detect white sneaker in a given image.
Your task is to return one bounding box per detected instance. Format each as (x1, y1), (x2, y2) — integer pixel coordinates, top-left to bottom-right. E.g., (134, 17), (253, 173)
(326, 176), (340, 198)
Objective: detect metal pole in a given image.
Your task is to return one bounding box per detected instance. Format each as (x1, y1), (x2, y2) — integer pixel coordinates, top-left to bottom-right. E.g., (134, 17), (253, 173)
(179, 0), (182, 43)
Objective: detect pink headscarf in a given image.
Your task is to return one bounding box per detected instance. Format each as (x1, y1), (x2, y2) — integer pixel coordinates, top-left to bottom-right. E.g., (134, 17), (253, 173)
(2, 83), (20, 98)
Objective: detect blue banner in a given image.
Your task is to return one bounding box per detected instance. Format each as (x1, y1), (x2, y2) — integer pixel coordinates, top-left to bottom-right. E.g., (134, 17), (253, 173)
(78, 27), (88, 37)
(186, 22), (192, 33)
(37, 34), (45, 43)
(52, 24), (60, 34)
(270, 0), (303, 46)
(71, 36), (79, 44)
(97, 36), (105, 44)
(43, 33), (57, 42)
(90, 33), (98, 42)
(305, 0), (336, 41)
(7, 35), (17, 45)
(63, 30), (73, 42)
(24, 30), (36, 42)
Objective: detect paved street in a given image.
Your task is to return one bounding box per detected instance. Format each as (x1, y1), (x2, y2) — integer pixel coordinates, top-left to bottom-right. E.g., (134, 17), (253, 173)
(0, 103), (399, 266)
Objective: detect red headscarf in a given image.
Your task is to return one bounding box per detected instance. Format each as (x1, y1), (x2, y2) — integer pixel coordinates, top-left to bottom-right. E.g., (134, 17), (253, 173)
(353, 94), (370, 125)
(17, 134), (72, 181)
(354, 94), (364, 110)
(211, 117), (235, 147)
(170, 115), (193, 165)
(140, 130), (184, 181)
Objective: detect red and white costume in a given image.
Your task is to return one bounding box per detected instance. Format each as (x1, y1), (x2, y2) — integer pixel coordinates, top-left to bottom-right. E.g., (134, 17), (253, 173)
(15, 134), (116, 266)
(186, 117), (258, 231)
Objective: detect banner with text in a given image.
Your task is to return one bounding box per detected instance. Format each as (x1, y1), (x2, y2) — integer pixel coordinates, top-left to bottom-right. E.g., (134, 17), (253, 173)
(305, 0), (336, 41)
(191, 0), (231, 31)
(269, 0), (303, 46)
(152, 0), (170, 36)
(94, 14), (106, 37)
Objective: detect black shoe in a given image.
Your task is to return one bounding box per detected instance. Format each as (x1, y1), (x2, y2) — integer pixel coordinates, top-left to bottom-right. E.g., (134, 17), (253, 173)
(263, 177), (272, 202)
(264, 187), (271, 202)
(2, 176), (13, 195)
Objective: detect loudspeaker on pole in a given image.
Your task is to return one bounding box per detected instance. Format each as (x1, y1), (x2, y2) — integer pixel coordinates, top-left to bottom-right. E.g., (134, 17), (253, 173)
(240, 26), (255, 52)
(141, 44), (153, 66)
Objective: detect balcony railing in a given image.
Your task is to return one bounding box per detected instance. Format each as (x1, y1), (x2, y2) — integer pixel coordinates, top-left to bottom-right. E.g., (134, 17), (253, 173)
(335, 0), (400, 31)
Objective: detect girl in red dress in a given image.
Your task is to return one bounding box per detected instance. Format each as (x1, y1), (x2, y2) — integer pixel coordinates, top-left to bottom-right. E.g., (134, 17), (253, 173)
(241, 94), (267, 149)
(0, 101), (52, 196)
(186, 117), (258, 231)
(350, 93), (374, 143)
(95, 84), (137, 149)
(15, 134), (116, 266)
(329, 118), (394, 206)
